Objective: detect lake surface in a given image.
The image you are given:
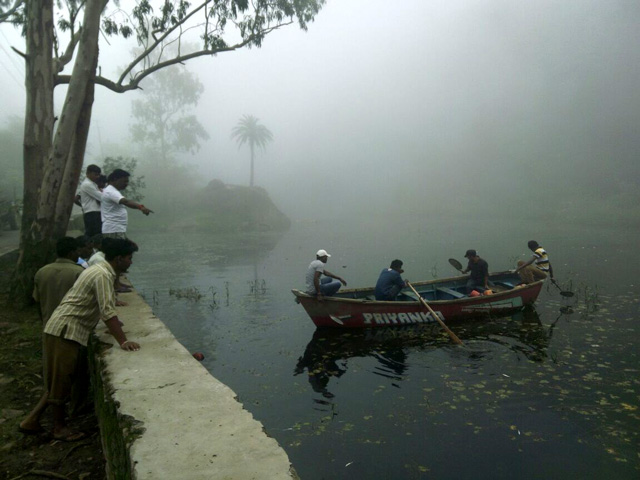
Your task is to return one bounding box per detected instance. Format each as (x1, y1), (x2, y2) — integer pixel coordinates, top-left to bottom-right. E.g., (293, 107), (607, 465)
(127, 218), (639, 479)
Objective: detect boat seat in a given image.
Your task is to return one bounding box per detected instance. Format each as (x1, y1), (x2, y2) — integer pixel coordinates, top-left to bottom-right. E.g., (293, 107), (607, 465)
(400, 290), (421, 301)
(437, 287), (465, 299)
(494, 281), (514, 289)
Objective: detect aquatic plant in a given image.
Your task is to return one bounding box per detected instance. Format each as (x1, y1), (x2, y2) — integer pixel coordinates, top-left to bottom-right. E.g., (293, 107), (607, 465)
(248, 279), (267, 296)
(168, 286), (203, 301)
(208, 286), (218, 310)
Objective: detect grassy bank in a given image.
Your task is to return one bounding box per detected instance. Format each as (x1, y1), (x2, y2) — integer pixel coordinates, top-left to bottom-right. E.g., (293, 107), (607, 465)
(0, 251), (106, 480)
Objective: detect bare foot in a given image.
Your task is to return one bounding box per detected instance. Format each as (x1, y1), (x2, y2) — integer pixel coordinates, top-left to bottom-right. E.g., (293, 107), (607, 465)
(18, 421), (44, 435)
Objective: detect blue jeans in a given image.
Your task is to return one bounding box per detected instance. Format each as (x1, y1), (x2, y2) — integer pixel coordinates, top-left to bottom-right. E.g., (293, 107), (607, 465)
(375, 284), (402, 301)
(319, 277), (342, 296)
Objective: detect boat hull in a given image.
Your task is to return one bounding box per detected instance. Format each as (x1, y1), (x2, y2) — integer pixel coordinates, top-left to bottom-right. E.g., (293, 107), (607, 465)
(292, 272), (544, 328)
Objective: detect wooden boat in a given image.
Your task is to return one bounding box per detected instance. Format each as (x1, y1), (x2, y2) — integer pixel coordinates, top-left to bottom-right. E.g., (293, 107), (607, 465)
(292, 271), (544, 328)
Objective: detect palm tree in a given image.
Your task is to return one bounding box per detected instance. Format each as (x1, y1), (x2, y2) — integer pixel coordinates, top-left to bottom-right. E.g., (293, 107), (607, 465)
(231, 115), (273, 187)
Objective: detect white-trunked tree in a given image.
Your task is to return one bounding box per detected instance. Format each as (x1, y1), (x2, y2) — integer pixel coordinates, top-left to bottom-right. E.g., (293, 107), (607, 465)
(0, 0), (325, 301)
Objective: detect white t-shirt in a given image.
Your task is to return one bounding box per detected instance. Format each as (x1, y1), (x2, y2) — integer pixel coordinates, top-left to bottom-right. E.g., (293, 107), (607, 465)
(101, 185), (127, 233)
(79, 178), (102, 213)
(305, 259), (326, 294)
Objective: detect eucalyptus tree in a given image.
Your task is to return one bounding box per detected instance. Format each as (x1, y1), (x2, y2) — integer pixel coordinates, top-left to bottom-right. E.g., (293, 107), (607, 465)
(0, 0), (325, 301)
(231, 115), (273, 187)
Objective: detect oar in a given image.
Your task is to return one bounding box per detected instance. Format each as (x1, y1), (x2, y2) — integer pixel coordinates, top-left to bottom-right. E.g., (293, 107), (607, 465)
(550, 278), (574, 297)
(406, 282), (464, 346)
(448, 258), (464, 273)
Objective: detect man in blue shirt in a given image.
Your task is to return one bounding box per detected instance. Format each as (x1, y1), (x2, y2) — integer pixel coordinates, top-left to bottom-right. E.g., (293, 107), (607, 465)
(375, 259), (407, 301)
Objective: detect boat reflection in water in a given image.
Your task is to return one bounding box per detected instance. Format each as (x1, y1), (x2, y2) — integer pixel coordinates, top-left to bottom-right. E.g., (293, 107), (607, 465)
(294, 307), (551, 398)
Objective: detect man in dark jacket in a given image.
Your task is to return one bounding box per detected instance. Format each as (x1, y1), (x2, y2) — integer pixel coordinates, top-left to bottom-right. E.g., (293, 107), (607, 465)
(461, 249), (490, 294)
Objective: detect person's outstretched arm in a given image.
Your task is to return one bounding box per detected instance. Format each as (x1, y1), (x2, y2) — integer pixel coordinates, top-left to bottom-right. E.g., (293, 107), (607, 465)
(119, 198), (153, 215)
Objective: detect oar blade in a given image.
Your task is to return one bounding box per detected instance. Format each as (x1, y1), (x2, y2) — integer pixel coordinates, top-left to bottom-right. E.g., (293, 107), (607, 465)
(448, 258), (463, 272)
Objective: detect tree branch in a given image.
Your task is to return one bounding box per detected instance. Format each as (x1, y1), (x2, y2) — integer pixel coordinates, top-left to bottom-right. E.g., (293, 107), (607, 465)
(55, 22), (287, 93)
(54, 28), (82, 73)
(118, 0), (211, 85)
(0, 0), (23, 23)
(11, 45), (26, 59)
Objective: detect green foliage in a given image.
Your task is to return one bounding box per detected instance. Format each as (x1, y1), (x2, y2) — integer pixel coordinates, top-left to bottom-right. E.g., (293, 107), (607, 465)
(102, 156), (146, 202)
(100, 0), (325, 55)
(231, 115), (273, 151)
(231, 115), (273, 187)
(0, 0), (24, 24)
(129, 64), (207, 219)
(131, 65), (208, 160)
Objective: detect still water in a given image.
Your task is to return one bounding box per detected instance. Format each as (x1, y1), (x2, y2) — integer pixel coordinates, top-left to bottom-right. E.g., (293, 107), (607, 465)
(128, 218), (639, 479)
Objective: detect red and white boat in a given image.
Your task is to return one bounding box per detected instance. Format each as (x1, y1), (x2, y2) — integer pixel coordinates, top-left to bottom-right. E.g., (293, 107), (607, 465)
(292, 271), (544, 328)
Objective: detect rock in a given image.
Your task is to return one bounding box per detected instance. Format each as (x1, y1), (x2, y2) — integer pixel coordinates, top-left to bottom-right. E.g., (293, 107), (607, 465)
(1, 408), (24, 419)
(0, 441), (16, 452)
(177, 180), (291, 233)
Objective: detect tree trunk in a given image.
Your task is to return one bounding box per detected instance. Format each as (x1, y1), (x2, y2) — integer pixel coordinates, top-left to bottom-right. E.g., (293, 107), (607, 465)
(250, 143), (255, 187)
(13, 0), (107, 303)
(53, 43), (99, 239)
(13, 0), (56, 303)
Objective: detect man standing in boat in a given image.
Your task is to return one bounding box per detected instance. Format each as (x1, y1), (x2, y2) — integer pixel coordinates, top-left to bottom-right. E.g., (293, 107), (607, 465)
(514, 240), (554, 284)
(374, 259), (408, 301)
(306, 249), (347, 299)
(461, 249), (490, 293)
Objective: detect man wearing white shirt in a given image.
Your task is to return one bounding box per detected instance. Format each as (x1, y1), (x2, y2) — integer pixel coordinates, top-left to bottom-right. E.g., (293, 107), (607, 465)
(305, 249), (347, 298)
(78, 165), (103, 236)
(101, 169), (153, 238)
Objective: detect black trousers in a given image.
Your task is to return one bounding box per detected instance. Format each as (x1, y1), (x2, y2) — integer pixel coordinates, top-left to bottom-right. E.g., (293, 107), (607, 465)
(83, 211), (102, 237)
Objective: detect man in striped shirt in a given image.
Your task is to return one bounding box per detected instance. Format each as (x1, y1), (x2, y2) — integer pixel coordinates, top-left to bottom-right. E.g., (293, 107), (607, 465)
(514, 240), (555, 284)
(20, 239), (140, 441)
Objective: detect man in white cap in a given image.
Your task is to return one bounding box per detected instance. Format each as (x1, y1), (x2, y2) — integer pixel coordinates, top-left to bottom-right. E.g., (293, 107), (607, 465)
(306, 249), (347, 299)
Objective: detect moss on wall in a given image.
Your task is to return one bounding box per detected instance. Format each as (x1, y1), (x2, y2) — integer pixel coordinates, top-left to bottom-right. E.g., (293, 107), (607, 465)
(88, 339), (145, 480)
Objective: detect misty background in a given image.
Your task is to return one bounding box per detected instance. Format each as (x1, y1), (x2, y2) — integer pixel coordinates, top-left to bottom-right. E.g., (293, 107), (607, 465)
(1, 0), (639, 226)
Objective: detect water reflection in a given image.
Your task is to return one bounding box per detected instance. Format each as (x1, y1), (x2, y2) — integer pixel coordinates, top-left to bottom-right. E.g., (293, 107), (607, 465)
(295, 308), (552, 397)
(457, 307), (551, 362)
(294, 326), (424, 398)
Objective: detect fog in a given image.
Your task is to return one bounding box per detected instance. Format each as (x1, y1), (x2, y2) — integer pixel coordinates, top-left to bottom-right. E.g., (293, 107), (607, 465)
(1, 0), (639, 225)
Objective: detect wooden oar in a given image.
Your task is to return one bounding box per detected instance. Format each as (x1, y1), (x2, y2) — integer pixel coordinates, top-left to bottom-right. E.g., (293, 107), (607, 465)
(448, 258), (464, 273)
(406, 282), (463, 346)
(550, 278), (574, 297)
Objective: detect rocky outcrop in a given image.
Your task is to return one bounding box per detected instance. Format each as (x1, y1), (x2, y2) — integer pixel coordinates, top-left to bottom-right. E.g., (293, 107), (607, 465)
(180, 179), (291, 233)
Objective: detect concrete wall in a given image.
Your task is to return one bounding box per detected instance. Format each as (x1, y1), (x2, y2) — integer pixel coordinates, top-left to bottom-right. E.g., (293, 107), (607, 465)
(90, 282), (299, 479)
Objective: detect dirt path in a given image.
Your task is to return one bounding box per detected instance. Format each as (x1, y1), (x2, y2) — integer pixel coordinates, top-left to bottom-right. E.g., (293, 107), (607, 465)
(0, 250), (106, 480)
